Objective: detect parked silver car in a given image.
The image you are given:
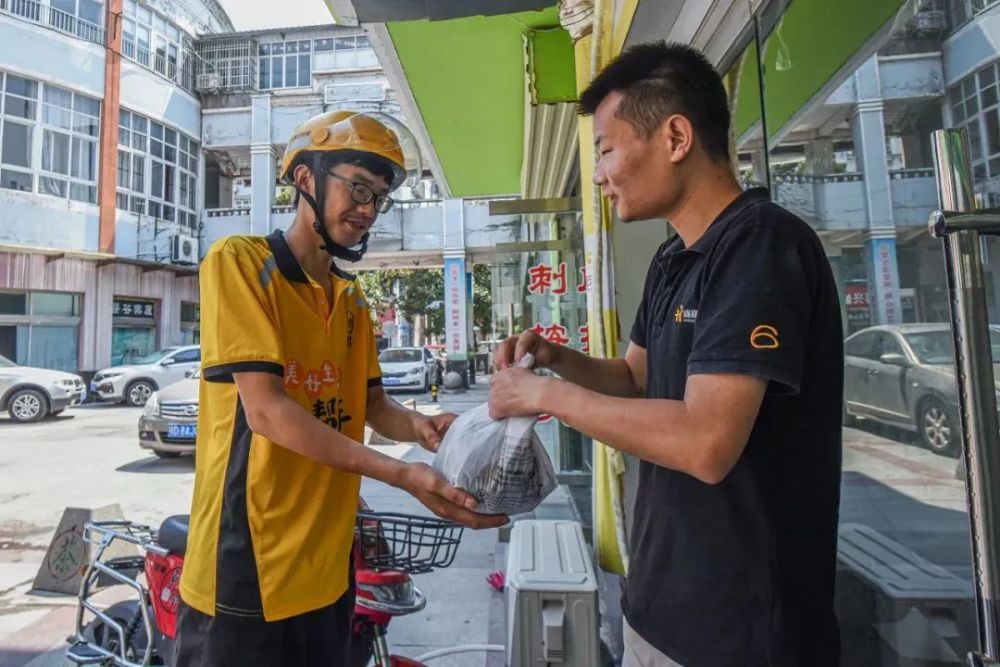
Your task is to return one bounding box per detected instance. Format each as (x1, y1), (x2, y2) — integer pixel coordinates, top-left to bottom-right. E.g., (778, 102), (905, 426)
(91, 345), (201, 407)
(844, 323), (1000, 456)
(0, 354), (85, 422)
(138, 367), (199, 458)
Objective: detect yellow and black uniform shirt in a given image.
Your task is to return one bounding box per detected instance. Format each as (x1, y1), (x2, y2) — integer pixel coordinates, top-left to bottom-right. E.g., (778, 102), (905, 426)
(179, 230), (381, 622)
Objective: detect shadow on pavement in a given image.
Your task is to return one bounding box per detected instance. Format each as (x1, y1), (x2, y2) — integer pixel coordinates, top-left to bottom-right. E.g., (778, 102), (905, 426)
(116, 455), (194, 474)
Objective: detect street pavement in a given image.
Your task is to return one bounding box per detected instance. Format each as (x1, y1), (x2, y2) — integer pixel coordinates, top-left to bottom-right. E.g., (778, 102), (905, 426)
(0, 382), (972, 666)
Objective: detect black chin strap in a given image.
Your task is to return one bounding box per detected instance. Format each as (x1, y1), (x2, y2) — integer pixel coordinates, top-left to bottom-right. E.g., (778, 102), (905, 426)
(294, 153), (370, 268)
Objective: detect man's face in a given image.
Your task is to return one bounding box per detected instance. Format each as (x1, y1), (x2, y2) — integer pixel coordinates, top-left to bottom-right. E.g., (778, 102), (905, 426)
(593, 91), (678, 222)
(321, 163), (390, 248)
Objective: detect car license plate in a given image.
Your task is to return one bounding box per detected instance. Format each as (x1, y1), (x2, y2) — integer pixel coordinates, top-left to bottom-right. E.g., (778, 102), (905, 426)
(384, 377), (400, 386)
(167, 424), (197, 439)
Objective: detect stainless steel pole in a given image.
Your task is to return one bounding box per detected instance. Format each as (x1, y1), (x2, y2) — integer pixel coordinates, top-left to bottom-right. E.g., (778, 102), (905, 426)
(931, 128), (1000, 662)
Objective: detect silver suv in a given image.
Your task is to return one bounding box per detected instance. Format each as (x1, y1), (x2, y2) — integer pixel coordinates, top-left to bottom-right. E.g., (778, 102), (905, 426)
(0, 354), (85, 422)
(91, 346), (201, 407)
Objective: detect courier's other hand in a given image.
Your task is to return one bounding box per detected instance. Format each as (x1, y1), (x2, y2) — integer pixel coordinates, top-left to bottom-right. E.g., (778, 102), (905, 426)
(412, 412), (456, 453)
(399, 462), (508, 529)
(489, 367), (548, 420)
(494, 329), (559, 371)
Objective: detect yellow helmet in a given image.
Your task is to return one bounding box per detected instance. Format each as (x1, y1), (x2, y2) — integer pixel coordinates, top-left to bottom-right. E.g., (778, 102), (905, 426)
(279, 110), (418, 190)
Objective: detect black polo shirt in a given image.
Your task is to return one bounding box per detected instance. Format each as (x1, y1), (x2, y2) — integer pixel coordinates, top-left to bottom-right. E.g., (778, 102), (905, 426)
(624, 188), (843, 666)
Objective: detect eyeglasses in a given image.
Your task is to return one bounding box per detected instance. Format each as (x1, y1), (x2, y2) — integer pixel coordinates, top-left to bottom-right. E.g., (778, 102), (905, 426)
(326, 171), (394, 214)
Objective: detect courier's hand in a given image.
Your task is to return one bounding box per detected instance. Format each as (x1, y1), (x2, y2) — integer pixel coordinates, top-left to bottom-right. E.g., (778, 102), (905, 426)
(494, 329), (559, 370)
(412, 412), (457, 453)
(399, 462), (508, 529)
(489, 367), (549, 419)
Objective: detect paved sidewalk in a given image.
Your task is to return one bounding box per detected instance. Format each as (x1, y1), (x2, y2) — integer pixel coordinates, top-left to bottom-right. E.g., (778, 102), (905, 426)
(1, 382), (505, 667)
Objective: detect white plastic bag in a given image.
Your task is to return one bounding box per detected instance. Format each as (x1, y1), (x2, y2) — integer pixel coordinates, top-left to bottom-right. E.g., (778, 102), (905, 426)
(433, 354), (557, 515)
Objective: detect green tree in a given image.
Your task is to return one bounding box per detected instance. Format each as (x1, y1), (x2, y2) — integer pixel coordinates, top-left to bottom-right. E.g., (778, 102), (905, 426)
(356, 264), (494, 342)
(357, 268), (445, 337)
(473, 264), (492, 338)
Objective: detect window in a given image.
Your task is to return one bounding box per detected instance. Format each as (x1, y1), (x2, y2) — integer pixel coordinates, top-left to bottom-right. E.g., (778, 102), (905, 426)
(121, 0), (186, 85)
(39, 84), (99, 203)
(172, 348), (200, 363)
(49, 0), (104, 42)
(116, 109), (198, 229)
(950, 62), (1000, 179)
(0, 291), (82, 372)
(258, 40), (311, 89)
(0, 292), (27, 315)
(0, 74), (38, 192)
(30, 292), (79, 316)
(331, 34), (378, 70)
(845, 332), (876, 358)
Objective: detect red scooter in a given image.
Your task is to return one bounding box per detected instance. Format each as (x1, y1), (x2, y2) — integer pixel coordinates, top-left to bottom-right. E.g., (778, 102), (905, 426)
(66, 500), (464, 666)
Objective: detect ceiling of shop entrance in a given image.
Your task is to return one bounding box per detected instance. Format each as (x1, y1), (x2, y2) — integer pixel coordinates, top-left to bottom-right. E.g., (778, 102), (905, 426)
(345, 0), (554, 22)
(385, 5), (567, 197)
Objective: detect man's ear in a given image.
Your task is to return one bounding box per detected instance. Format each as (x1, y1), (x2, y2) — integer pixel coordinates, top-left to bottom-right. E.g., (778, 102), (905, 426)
(661, 114), (694, 164)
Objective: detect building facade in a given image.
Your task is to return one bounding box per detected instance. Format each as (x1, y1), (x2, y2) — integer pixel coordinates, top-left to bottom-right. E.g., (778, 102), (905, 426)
(0, 0), (406, 375)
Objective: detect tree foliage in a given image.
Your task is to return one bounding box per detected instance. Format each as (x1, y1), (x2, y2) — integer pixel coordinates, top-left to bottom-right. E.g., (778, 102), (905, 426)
(357, 265), (493, 341)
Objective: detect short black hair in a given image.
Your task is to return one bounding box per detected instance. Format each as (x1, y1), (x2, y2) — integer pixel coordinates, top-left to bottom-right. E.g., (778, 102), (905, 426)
(293, 150), (397, 189)
(579, 41), (731, 162)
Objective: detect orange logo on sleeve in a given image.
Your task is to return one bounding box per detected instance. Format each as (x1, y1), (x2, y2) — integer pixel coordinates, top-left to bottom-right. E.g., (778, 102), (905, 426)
(750, 325), (780, 350)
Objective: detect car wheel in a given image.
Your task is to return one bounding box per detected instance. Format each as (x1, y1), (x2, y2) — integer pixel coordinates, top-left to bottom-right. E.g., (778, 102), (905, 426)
(919, 398), (959, 457)
(7, 389), (49, 424)
(8, 389), (47, 423)
(125, 381), (155, 407)
(154, 450), (181, 459)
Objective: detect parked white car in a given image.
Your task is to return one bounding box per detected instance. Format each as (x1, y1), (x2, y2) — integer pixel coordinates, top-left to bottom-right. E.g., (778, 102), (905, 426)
(0, 354), (85, 422)
(91, 345), (201, 407)
(378, 347), (438, 392)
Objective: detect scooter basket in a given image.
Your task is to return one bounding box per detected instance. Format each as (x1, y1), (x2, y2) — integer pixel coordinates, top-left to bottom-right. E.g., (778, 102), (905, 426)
(355, 511), (463, 574)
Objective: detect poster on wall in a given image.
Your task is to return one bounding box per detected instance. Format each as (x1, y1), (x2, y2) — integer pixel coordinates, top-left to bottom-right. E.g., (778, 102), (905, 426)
(844, 283), (870, 334)
(443, 256), (467, 361)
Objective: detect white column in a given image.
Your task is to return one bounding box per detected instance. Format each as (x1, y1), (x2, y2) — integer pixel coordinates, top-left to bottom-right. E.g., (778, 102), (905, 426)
(250, 94), (275, 235)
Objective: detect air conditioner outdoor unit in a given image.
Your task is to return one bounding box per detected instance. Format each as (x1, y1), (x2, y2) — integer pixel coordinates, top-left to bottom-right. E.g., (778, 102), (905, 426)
(171, 233), (199, 265)
(506, 520), (599, 666)
(197, 73), (222, 91)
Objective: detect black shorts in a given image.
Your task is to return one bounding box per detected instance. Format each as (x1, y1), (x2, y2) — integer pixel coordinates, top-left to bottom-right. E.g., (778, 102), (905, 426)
(172, 590), (355, 667)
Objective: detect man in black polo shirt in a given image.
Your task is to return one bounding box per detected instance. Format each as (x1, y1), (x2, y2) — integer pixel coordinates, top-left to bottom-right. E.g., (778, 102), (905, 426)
(489, 42), (843, 666)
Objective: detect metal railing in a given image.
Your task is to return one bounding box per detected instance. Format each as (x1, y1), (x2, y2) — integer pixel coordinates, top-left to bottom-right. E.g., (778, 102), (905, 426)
(194, 37), (258, 93)
(930, 127), (1000, 666)
(0, 0), (104, 46)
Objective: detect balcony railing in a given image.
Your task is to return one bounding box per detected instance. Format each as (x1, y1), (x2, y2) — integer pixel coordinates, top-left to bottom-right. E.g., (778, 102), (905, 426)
(0, 0), (105, 46)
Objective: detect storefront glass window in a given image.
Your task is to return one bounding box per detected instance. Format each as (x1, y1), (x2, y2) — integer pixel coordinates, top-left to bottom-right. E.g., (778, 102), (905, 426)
(729, 0), (982, 660)
(26, 326), (77, 371)
(487, 212), (592, 476)
(0, 290), (80, 371)
(30, 292), (79, 316)
(111, 327), (155, 366)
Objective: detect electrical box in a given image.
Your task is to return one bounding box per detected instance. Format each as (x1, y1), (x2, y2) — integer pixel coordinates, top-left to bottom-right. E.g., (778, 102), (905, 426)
(506, 520), (599, 666)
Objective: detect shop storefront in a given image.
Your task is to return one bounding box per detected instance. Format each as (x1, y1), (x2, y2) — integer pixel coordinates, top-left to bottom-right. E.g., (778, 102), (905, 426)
(0, 248), (199, 373)
(0, 290), (81, 371)
(110, 297), (159, 366)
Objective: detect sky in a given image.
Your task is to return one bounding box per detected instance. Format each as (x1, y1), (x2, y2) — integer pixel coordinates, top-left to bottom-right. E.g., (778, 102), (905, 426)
(216, 0), (334, 30)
